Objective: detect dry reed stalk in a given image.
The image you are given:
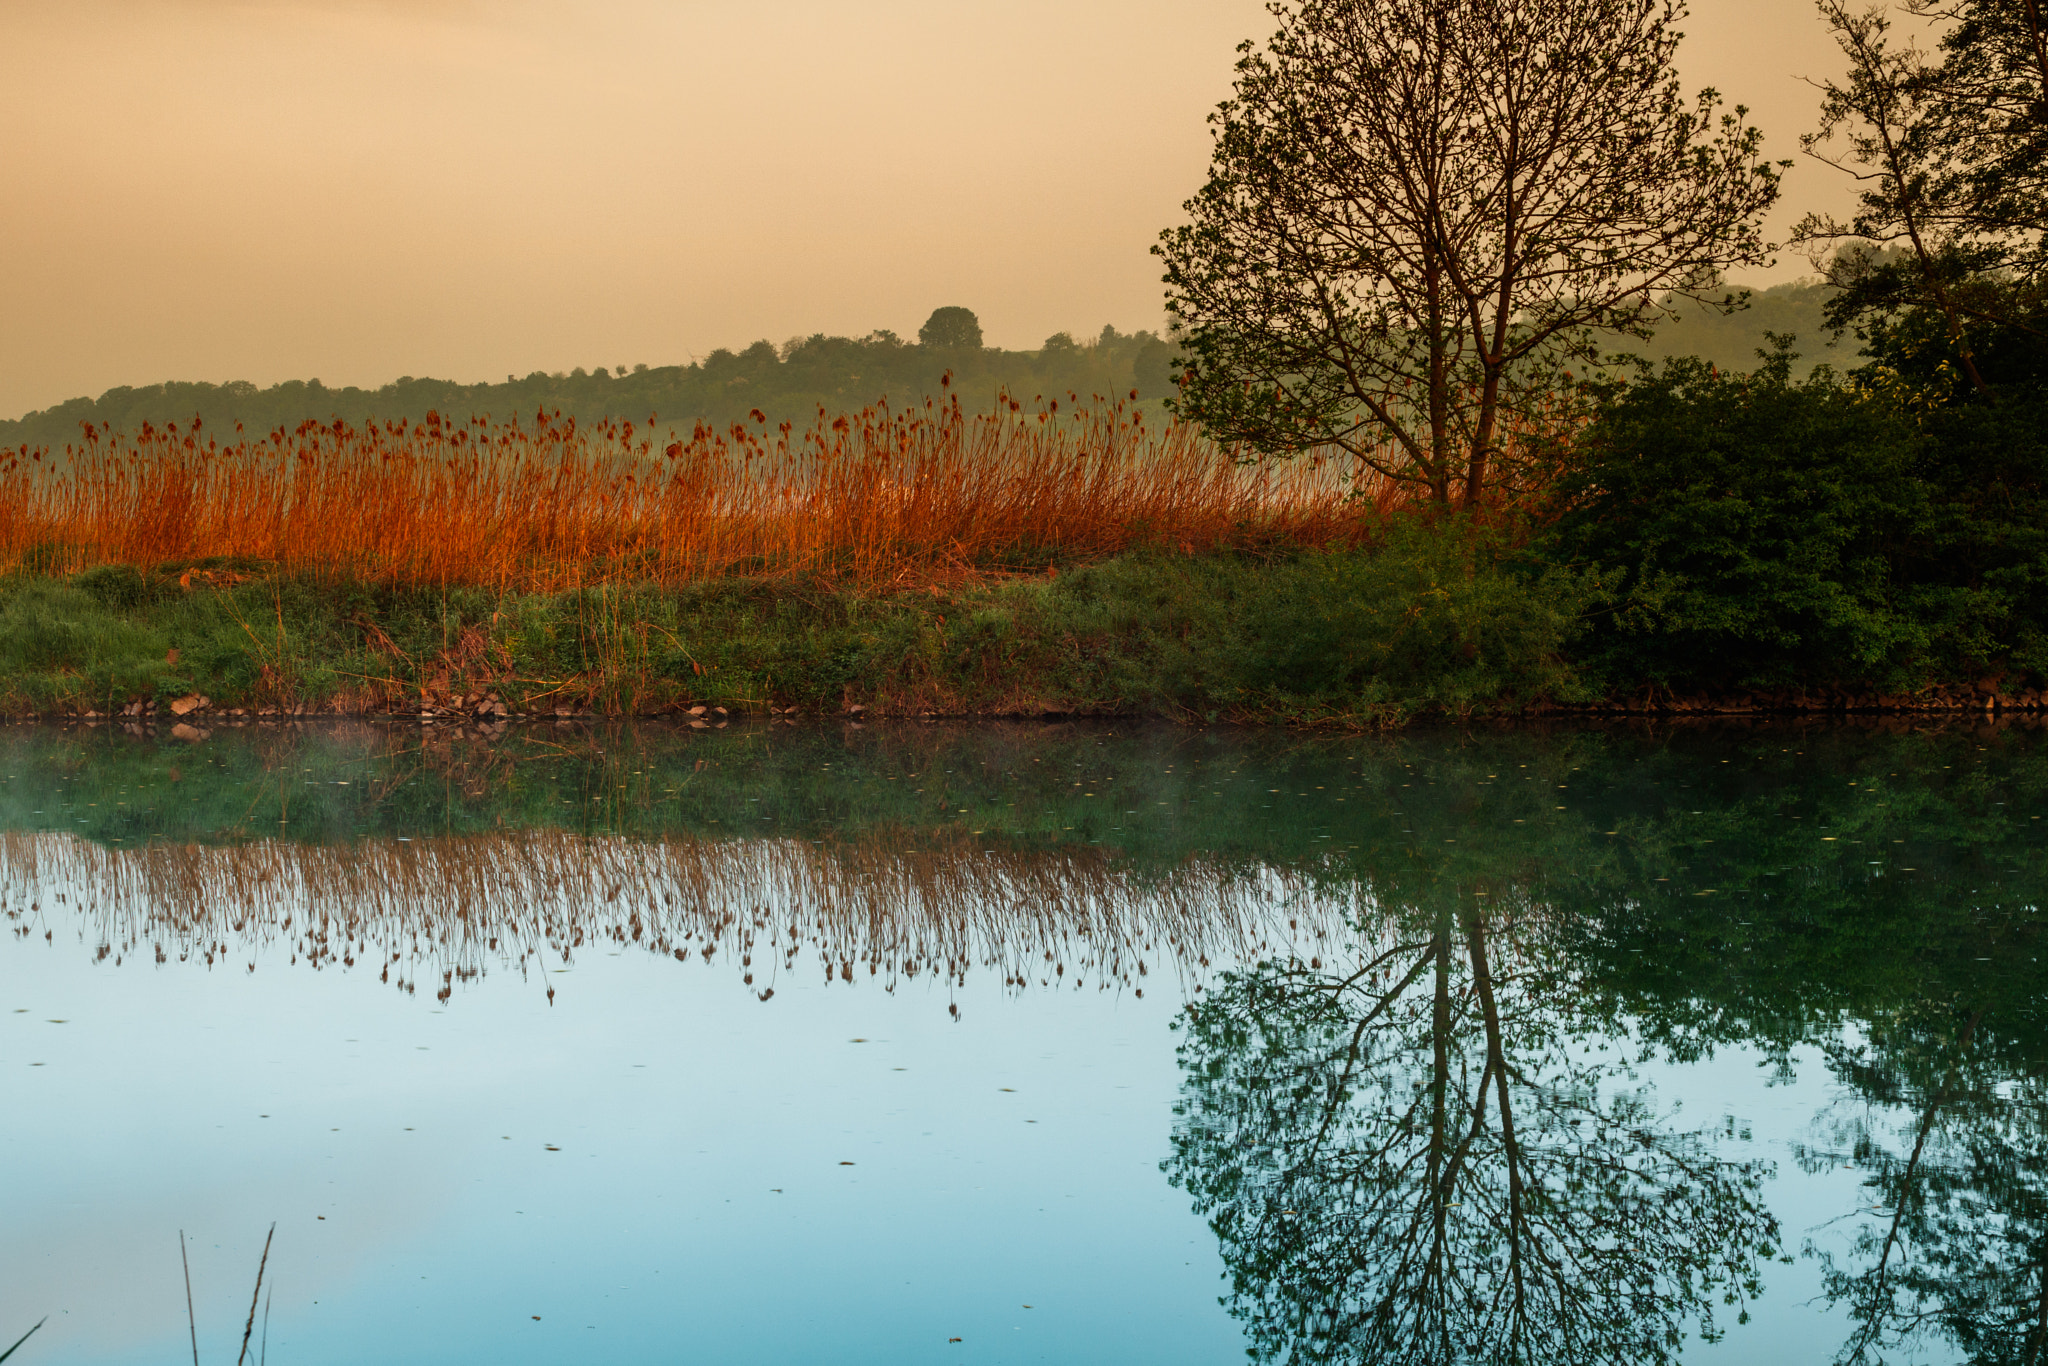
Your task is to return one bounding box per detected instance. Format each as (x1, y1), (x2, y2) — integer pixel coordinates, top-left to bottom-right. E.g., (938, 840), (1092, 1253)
(180, 1231), (198, 1366)
(1, 828), (1364, 1002)
(234, 1224), (275, 1366)
(0, 395), (1416, 593)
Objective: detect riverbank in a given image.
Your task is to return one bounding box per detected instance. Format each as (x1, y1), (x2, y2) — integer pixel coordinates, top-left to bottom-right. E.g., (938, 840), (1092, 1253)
(3, 544), (2042, 726)
(7, 350), (2044, 725)
(0, 542), (1576, 726)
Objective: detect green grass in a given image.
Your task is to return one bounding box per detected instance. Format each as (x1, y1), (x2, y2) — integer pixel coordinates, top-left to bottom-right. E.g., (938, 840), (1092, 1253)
(0, 532), (1594, 726)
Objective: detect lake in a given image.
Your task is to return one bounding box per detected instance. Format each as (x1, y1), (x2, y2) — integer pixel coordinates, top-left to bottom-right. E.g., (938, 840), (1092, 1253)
(2, 717), (2043, 1364)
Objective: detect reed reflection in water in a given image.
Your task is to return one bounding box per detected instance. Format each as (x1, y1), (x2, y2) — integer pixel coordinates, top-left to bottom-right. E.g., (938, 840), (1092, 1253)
(0, 827), (1356, 1008)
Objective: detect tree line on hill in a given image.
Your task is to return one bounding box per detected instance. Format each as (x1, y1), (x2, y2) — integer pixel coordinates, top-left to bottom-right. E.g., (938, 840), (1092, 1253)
(0, 309), (1179, 452)
(0, 282), (1877, 456)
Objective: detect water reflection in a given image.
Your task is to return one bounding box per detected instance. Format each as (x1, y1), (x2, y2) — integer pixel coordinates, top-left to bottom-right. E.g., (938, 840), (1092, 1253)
(1802, 1009), (2048, 1364)
(1, 828), (1344, 1005)
(4, 717), (2046, 1362)
(1150, 722), (2048, 1366)
(1167, 898), (1779, 1364)
(1, 719), (1389, 1005)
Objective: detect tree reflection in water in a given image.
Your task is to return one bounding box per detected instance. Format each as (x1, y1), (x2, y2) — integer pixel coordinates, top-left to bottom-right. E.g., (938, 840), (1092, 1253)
(1800, 1007), (2048, 1365)
(1167, 892), (1779, 1365)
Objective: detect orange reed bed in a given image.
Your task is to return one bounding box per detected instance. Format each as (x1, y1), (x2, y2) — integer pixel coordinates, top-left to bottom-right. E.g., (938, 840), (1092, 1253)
(0, 394), (1402, 593)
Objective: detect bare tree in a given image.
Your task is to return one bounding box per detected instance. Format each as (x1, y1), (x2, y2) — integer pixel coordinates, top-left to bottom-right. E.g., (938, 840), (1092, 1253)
(1156, 0), (1783, 509)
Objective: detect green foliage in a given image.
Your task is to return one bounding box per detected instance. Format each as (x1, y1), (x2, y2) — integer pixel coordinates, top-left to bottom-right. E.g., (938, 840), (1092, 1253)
(1856, 295), (2048, 410)
(0, 572), (370, 712)
(0, 578), (180, 707)
(1037, 528), (1593, 722)
(1544, 345), (2048, 691)
(71, 563), (177, 611)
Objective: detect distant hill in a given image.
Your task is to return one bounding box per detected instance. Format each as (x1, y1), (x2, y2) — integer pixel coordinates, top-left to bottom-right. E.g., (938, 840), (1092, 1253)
(1625, 277), (1857, 376)
(0, 322), (1179, 453)
(0, 283), (1862, 454)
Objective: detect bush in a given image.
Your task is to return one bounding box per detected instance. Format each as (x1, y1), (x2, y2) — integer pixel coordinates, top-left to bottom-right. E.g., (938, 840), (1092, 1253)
(71, 563), (175, 610)
(1542, 346), (2048, 692)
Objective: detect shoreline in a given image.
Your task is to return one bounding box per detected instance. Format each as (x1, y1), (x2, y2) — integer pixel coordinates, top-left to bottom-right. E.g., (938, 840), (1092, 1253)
(3, 552), (2041, 730)
(8, 691), (2045, 729)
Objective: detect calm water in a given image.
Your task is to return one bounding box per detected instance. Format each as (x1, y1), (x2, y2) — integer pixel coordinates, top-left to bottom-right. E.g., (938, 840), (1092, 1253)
(2, 717), (2043, 1365)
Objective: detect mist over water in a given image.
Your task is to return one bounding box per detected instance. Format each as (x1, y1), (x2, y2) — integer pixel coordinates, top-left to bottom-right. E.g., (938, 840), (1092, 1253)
(3, 718), (2042, 1363)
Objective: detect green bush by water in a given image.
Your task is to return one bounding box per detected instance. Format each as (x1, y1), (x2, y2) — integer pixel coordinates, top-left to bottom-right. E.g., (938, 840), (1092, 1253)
(1546, 344), (2048, 693)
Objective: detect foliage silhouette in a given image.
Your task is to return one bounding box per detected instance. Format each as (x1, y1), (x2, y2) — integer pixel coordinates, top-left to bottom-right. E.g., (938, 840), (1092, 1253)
(1168, 896), (1780, 1364)
(917, 306), (984, 350)
(0, 319), (1170, 455)
(1796, 0), (2047, 374)
(1157, 0), (1781, 507)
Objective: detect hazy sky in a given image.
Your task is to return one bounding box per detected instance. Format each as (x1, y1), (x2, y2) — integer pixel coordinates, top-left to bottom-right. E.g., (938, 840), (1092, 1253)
(0, 0), (1859, 417)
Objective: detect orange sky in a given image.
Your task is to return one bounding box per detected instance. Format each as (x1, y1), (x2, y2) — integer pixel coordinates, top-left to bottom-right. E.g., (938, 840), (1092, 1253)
(0, 0), (1860, 418)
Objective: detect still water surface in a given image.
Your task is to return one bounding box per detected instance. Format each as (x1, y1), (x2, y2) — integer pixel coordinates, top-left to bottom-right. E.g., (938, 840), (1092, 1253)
(1, 718), (2043, 1364)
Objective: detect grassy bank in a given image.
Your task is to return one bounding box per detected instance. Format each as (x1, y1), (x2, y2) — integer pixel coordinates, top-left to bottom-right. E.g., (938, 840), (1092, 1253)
(5, 347), (2044, 724)
(0, 534), (1591, 726)
(6, 534), (2044, 726)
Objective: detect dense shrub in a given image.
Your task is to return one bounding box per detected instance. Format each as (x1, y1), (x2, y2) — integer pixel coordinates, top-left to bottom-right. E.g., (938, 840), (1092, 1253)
(1543, 346), (2048, 692)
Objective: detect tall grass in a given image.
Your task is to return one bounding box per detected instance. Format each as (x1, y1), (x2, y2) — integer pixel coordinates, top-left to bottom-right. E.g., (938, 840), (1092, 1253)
(0, 391), (1407, 592)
